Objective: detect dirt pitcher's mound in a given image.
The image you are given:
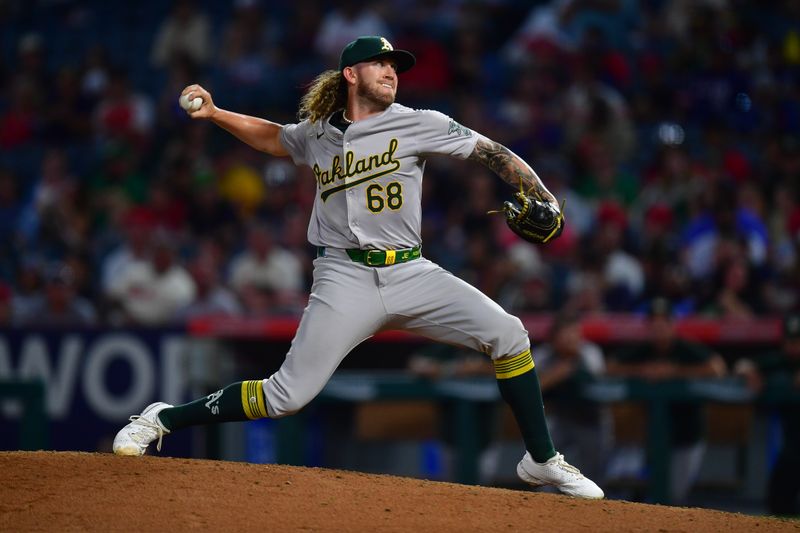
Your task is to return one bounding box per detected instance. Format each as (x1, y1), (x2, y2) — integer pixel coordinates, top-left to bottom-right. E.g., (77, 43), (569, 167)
(1, 451), (796, 532)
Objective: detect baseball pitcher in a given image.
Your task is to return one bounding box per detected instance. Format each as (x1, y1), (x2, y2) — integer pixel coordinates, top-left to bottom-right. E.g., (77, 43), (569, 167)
(113, 36), (602, 499)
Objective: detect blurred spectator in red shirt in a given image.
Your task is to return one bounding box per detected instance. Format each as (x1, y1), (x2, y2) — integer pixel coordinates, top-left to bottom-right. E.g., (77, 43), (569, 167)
(93, 69), (155, 148)
(0, 169), (22, 266)
(394, 28), (451, 105)
(0, 283), (12, 325)
(0, 77), (42, 149)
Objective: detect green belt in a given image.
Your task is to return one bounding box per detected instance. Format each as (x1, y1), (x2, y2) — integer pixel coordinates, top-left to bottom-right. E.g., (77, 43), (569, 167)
(316, 245), (422, 267)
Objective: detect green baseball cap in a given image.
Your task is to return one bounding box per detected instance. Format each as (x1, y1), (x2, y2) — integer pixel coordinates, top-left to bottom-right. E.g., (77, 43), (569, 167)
(339, 36), (416, 73)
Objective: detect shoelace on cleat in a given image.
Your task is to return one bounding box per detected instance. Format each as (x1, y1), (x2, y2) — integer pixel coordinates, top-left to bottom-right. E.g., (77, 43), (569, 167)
(550, 453), (583, 476)
(128, 414), (165, 452)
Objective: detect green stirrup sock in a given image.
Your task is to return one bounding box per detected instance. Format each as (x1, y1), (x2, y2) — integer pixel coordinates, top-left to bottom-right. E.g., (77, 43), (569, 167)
(157, 380), (269, 431)
(494, 350), (556, 463)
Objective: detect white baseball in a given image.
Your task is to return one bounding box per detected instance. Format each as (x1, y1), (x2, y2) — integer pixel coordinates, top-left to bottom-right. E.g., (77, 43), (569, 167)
(179, 93), (203, 112)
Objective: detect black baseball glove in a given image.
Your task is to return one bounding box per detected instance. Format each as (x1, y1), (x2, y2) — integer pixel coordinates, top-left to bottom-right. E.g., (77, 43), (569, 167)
(493, 188), (565, 245)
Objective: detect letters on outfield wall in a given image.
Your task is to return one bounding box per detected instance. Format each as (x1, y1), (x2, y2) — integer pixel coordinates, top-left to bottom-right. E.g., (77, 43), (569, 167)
(0, 329), (192, 453)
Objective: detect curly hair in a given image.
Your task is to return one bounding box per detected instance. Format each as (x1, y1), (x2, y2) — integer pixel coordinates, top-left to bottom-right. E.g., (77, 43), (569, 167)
(298, 70), (347, 123)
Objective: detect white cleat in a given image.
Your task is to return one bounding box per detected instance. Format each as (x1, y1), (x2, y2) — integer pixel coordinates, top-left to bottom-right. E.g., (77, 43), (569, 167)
(113, 402), (173, 456)
(517, 451), (605, 499)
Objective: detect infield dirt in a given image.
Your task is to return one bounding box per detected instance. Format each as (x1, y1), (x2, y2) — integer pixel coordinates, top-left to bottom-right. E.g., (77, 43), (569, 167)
(1, 451), (797, 532)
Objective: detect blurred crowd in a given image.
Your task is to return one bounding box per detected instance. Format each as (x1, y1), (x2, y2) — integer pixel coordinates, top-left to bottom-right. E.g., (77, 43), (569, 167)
(0, 0), (799, 326)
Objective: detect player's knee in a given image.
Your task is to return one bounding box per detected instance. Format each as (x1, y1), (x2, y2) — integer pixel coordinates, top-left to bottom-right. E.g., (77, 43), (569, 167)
(506, 314), (527, 339)
(487, 314), (529, 359)
(497, 313), (528, 345)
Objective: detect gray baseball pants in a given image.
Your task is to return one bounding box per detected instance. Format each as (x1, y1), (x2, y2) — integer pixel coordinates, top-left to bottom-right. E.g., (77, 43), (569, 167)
(262, 250), (530, 418)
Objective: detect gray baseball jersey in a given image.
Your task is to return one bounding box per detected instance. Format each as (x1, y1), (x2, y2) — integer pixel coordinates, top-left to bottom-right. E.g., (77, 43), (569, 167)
(280, 103), (477, 249)
(262, 104), (530, 418)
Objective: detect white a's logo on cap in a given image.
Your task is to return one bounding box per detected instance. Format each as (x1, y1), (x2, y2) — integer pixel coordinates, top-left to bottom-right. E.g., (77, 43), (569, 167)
(380, 37), (393, 51)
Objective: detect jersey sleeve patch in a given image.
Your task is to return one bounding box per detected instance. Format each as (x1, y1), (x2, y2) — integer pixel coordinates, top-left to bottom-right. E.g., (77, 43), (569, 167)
(413, 110), (478, 159)
(447, 119), (473, 138)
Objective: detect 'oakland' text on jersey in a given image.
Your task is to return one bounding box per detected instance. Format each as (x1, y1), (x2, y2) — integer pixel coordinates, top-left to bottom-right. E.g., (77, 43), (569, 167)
(281, 103), (477, 250)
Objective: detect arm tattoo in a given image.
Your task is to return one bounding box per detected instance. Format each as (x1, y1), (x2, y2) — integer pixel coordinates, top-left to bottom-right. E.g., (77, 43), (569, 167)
(468, 137), (557, 205)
